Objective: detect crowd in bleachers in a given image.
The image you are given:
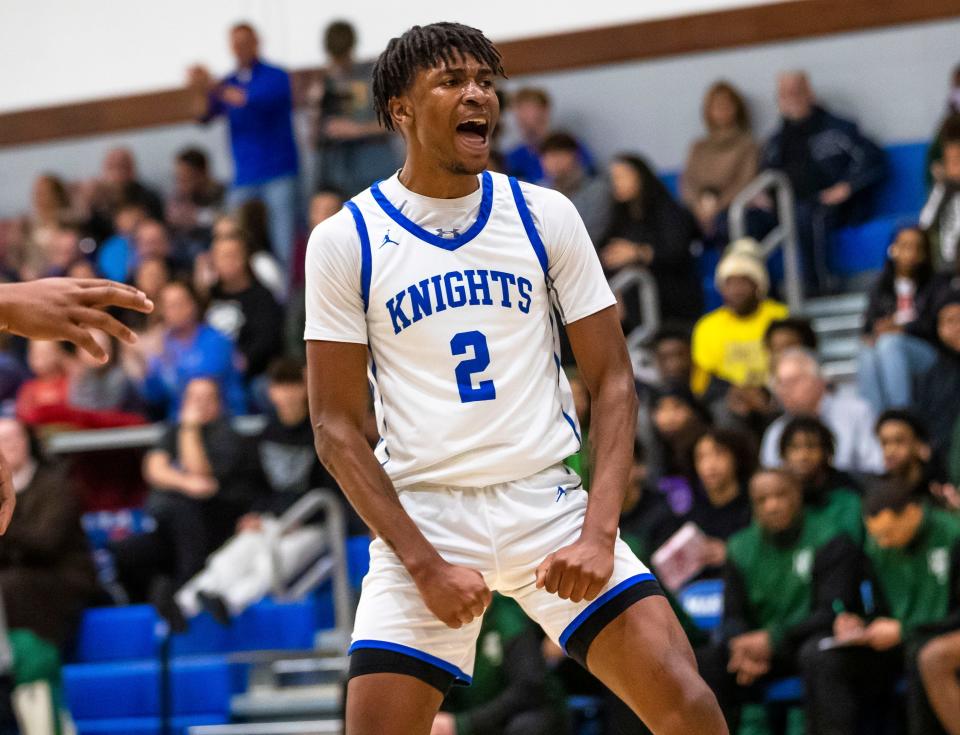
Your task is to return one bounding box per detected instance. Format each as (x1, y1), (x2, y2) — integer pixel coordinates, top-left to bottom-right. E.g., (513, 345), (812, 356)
(4, 15), (960, 735)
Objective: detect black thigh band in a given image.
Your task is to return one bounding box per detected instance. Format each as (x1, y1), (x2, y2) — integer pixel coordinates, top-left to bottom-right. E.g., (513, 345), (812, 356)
(348, 647), (458, 696)
(564, 578), (665, 668)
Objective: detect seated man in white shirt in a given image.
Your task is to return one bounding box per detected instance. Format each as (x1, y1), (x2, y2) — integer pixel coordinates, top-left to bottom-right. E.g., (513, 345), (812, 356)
(760, 348), (883, 474)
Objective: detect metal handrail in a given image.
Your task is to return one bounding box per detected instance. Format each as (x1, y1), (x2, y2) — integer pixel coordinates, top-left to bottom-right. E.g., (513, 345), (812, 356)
(728, 169), (803, 312)
(266, 489), (354, 647)
(607, 266), (660, 351)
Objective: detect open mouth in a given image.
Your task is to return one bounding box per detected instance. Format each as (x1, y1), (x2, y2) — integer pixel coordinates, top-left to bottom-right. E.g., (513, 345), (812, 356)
(456, 119), (489, 145)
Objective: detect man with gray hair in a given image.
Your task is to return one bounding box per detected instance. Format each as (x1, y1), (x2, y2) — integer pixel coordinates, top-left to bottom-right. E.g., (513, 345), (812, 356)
(760, 348), (883, 473)
(761, 70), (885, 295)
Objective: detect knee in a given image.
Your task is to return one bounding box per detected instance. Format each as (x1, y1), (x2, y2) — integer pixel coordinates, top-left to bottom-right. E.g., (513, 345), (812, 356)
(875, 332), (907, 355)
(665, 677), (726, 734)
(918, 637), (956, 679)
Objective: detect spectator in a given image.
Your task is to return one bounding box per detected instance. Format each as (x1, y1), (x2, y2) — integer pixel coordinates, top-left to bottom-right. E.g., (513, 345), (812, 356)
(600, 154), (703, 329)
(539, 132), (611, 244)
(801, 479), (960, 735)
(142, 281), (246, 419)
(920, 136), (960, 274)
(15, 340), (73, 426)
(858, 226), (943, 412)
(916, 290), (960, 460)
(926, 63), (960, 186)
(647, 386), (710, 504)
(875, 410), (950, 508)
(81, 147), (164, 242)
(95, 199), (149, 283)
(41, 224), (87, 278)
(310, 20), (398, 197)
(763, 317), (818, 372)
(232, 202), (288, 299)
(0, 417), (97, 647)
(187, 22), (300, 280)
(761, 71), (885, 294)
(681, 81), (759, 244)
(14, 174), (76, 280)
(165, 147), (225, 258)
(286, 188), (345, 361)
(620, 441), (681, 562)
(68, 329), (143, 416)
(173, 360), (350, 625)
(761, 348), (883, 473)
(112, 377), (263, 610)
(203, 230), (284, 380)
(702, 468), (860, 733)
(504, 88), (593, 183)
(692, 238), (788, 394)
(779, 416), (863, 542)
(435, 594), (569, 735)
(681, 428), (755, 575)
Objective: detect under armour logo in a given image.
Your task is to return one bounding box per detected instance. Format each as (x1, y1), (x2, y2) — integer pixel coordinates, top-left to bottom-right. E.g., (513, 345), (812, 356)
(435, 227), (461, 239)
(380, 231), (400, 249)
(556, 487), (567, 503)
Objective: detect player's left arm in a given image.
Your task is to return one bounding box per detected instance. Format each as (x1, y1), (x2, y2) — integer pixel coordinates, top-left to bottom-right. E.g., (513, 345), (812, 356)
(531, 187), (637, 604)
(535, 306), (636, 603)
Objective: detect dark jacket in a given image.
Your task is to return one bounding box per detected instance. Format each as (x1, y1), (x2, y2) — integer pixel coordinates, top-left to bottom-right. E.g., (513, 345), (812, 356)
(207, 280), (285, 378)
(601, 200), (703, 326)
(916, 346), (960, 457)
(723, 513), (862, 662)
(862, 269), (946, 343)
(0, 464), (97, 646)
(762, 106), (885, 220)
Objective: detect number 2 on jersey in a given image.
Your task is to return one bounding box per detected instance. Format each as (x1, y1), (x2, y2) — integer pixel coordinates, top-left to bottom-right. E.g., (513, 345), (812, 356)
(450, 330), (496, 403)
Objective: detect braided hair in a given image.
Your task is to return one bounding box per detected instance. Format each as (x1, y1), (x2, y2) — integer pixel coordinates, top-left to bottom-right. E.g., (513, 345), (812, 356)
(372, 22), (505, 131)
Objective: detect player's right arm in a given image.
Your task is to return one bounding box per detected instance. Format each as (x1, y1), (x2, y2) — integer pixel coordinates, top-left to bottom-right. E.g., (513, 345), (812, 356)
(304, 212), (490, 628)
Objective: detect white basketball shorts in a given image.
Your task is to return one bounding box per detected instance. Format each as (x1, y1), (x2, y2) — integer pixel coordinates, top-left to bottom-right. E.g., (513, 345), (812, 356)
(347, 463), (662, 692)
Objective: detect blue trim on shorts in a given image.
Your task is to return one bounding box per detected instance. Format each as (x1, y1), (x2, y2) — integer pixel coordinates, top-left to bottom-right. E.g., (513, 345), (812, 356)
(349, 639), (473, 685)
(558, 572), (657, 653)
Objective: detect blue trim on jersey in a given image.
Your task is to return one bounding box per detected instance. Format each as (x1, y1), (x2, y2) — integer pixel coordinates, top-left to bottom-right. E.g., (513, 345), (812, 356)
(349, 640), (472, 684)
(558, 573), (657, 653)
(369, 171), (494, 251)
(345, 201), (372, 312)
(508, 176), (548, 276)
(553, 353), (582, 446)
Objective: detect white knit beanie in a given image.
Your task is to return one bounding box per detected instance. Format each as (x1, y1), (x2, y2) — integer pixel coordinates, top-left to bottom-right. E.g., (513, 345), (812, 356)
(714, 238), (769, 298)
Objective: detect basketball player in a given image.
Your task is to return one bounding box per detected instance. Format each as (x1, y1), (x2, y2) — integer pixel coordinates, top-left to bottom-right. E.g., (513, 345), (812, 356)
(0, 276), (154, 534)
(305, 23), (725, 735)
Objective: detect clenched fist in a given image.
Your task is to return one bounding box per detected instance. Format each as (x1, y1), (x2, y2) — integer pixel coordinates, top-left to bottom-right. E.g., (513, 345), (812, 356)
(536, 538), (614, 603)
(413, 559), (492, 629)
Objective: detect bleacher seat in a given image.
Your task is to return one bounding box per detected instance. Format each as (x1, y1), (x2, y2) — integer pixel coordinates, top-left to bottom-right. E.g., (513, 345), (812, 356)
(72, 714), (228, 735)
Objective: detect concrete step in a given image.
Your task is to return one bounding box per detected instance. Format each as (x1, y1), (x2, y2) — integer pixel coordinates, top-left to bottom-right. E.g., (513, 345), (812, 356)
(819, 336), (861, 361)
(811, 313), (863, 335)
(190, 722), (341, 735)
(230, 684), (341, 721)
(802, 292), (869, 318)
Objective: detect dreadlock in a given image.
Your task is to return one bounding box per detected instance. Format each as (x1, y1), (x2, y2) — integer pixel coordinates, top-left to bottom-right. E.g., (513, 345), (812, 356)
(372, 22), (505, 131)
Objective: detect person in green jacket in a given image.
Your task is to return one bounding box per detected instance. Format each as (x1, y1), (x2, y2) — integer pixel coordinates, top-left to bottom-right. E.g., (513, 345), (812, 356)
(699, 468), (861, 734)
(778, 416), (863, 543)
(800, 478), (960, 735)
(432, 594), (569, 735)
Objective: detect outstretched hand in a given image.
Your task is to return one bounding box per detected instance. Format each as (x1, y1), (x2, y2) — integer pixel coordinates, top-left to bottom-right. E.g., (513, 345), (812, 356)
(0, 278), (154, 361)
(535, 538), (614, 603)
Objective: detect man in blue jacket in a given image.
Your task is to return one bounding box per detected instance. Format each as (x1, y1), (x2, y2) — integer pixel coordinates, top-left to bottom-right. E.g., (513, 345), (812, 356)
(761, 71), (886, 295)
(188, 23), (300, 288)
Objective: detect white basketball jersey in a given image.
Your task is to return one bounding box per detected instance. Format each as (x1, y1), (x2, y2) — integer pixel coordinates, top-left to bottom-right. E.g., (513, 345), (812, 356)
(304, 171), (616, 488)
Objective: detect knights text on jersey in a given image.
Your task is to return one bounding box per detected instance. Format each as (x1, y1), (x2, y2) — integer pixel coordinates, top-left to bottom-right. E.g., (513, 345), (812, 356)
(304, 171), (615, 488)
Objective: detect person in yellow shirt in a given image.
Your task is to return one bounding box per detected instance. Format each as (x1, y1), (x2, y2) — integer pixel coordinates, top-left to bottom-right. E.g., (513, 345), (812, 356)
(692, 239), (788, 395)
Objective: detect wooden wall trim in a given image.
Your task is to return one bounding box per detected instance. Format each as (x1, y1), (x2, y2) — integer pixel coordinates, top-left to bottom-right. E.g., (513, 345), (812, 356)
(1, 0), (958, 149)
